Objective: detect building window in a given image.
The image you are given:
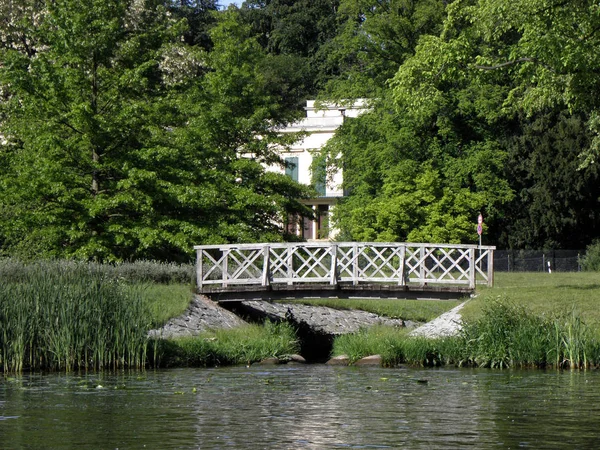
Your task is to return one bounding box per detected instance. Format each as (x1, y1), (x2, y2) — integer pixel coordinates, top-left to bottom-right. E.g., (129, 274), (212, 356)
(285, 157), (299, 182)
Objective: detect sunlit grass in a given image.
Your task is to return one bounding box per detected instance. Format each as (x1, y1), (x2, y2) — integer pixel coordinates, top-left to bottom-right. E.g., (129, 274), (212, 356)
(144, 284), (193, 327)
(155, 321), (299, 367)
(464, 272), (600, 325)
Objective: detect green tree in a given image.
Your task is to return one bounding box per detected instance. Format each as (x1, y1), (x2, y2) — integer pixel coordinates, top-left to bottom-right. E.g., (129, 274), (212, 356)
(325, 98), (513, 243)
(0, 2), (311, 261)
(320, 0), (449, 99)
(238, 0), (341, 103)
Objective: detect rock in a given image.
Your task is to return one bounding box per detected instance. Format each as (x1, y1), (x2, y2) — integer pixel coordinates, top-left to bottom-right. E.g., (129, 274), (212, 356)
(288, 354), (306, 364)
(257, 357), (280, 365)
(239, 301), (405, 335)
(354, 355), (383, 366)
(409, 301), (466, 338)
(326, 355), (350, 366)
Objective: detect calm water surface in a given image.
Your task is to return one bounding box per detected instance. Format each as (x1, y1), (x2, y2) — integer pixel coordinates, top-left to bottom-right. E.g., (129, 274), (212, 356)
(1, 365), (600, 449)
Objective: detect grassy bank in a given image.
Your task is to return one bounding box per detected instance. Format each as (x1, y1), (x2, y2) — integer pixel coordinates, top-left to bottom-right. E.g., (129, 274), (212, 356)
(0, 259), (195, 372)
(332, 272), (600, 369)
(0, 259), (299, 372)
(4, 258), (599, 372)
(153, 321), (299, 367)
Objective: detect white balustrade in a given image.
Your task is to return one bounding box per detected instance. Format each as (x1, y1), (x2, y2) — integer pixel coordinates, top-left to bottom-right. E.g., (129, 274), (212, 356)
(195, 242), (495, 292)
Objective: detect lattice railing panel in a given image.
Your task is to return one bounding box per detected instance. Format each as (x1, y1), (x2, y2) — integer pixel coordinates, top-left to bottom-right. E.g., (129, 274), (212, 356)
(195, 242), (495, 290)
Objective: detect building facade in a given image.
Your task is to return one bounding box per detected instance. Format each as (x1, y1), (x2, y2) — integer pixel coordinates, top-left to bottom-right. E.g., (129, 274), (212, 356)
(269, 100), (367, 240)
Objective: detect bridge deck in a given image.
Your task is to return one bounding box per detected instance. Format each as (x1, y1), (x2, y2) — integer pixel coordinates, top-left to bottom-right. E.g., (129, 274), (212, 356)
(195, 242), (495, 302)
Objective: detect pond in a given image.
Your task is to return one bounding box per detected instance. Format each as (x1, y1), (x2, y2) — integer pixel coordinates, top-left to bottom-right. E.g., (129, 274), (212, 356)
(1, 365), (599, 448)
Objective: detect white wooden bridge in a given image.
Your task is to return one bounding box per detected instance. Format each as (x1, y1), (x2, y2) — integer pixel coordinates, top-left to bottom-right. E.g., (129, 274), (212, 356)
(195, 242), (495, 302)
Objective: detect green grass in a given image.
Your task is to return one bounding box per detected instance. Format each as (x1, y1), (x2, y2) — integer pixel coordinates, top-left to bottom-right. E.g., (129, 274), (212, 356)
(332, 272), (600, 369)
(0, 261), (151, 372)
(277, 298), (462, 323)
(154, 321), (299, 367)
(464, 272), (600, 324)
(144, 283), (193, 327)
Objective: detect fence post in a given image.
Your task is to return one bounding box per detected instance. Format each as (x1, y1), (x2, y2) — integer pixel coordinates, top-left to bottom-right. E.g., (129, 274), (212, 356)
(222, 248), (229, 288)
(398, 245), (406, 286)
(469, 248), (476, 289)
(330, 244), (338, 285)
(487, 248), (494, 287)
(196, 248), (203, 292)
(353, 243), (359, 286)
(287, 245), (294, 285)
(262, 245), (271, 287)
(420, 246), (426, 286)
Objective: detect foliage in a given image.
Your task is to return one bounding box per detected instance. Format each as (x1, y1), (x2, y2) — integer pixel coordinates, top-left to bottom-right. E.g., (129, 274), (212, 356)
(0, 260), (151, 372)
(155, 321), (299, 366)
(0, 1), (312, 262)
(496, 110), (600, 249)
(239, 0), (341, 101)
(320, 0), (448, 100)
(323, 97), (514, 243)
(580, 241), (600, 272)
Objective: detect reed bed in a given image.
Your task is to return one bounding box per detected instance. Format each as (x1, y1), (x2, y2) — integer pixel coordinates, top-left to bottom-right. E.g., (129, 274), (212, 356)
(332, 299), (600, 369)
(154, 321), (299, 367)
(0, 260), (152, 372)
(0, 258), (194, 284)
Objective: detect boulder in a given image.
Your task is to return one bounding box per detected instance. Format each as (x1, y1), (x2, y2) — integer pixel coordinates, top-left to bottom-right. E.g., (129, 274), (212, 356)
(354, 355), (383, 366)
(326, 355), (350, 366)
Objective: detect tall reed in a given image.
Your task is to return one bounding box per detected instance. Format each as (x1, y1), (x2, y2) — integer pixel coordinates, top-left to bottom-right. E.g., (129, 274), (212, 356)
(0, 260), (151, 372)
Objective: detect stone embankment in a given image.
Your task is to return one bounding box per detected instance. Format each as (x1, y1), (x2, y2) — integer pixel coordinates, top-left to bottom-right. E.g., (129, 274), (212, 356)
(148, 295), (247, 339)
(408, 301), (466, 338)
(149, 295), (465, 363)
(150, 295), (418, 338)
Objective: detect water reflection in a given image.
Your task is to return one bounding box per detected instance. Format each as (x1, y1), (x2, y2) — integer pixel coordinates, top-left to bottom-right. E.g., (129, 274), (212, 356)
(1, 367), (600, 448)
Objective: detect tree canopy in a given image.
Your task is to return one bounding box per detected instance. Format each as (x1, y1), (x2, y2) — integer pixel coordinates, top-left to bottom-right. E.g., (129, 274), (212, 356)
(1, 0), (599, 260)
(0, 1), (311, 261)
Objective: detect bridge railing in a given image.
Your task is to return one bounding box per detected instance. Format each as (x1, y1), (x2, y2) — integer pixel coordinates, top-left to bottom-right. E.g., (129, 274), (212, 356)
(194, 242), (495, 291)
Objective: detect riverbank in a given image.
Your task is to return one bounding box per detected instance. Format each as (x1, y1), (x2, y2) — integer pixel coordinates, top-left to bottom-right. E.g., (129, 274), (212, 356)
(2, 259), (600, 372)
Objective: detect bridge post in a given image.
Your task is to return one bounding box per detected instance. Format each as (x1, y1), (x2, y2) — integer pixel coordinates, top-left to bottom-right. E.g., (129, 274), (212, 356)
(487, 248), (494, 287)
(330, 244), (338, 285)
(398, 245), (406, 286)
(469, 248), (476, 289)
(262, 245), (271, 287)
(287, 245), (293, 285)
(419, 246), (426, 287)
(196, 248), (203, 291)
(222, 249), (229, 288)
(352, 243), (359, 286)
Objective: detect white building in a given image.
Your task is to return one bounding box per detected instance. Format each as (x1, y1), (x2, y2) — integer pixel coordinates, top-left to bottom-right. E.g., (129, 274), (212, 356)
(270, 99), (367, 240)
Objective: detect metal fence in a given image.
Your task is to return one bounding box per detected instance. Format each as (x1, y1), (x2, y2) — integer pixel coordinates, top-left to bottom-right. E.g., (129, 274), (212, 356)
(494, 250), (583, 272)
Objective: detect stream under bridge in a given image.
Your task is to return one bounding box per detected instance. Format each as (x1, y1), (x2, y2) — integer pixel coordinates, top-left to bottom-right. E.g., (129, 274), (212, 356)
(194, 242), (495, 302)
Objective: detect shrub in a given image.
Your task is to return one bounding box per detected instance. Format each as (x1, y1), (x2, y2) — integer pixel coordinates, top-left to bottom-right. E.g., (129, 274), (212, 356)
(581, 240), (600, 271)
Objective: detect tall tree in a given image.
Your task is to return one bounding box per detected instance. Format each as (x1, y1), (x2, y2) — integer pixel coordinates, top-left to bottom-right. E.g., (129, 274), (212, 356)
(320, 0), (449, 99)
(0, 1), (311, 261)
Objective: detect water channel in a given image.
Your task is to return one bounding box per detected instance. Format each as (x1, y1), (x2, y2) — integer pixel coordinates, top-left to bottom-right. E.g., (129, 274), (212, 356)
(1, 365), (599, 449)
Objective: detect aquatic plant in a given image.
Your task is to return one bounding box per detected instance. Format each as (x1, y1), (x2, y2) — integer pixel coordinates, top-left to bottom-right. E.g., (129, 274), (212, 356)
(0, 261), (151, 372)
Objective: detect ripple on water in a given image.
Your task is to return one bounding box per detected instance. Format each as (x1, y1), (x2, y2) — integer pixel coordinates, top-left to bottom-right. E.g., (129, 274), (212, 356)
(1, 367), (600, 448)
